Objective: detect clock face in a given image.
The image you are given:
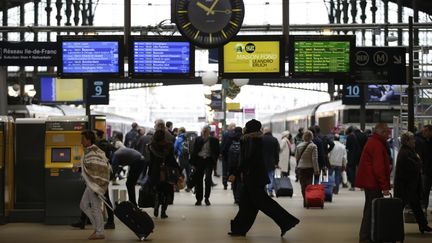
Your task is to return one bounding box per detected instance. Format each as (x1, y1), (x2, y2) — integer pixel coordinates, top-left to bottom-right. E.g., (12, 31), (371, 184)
(175, 0), (245, 48)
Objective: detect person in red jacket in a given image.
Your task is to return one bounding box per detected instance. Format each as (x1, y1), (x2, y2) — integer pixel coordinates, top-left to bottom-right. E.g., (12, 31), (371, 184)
(355, 123), (391, 243)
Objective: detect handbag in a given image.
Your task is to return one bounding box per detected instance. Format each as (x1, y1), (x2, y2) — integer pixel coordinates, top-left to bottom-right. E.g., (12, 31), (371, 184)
(295, 142), (311, 175)
(160, 164), (181, 184)
(176, 176), (186, 190)
(138, 181), (156, 208)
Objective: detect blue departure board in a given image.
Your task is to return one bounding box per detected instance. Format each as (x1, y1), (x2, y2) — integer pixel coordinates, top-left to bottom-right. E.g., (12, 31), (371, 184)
(62, 41), (119, 73)
(133, 42), (190, 74)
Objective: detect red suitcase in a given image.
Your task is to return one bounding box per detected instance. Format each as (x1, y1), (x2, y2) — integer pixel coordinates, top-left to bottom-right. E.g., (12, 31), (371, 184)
(305, 184), (325, 209)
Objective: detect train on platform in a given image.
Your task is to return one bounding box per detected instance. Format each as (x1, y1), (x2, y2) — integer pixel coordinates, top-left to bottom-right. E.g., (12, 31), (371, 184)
(7, 104), (145, 138)
(261, 99), (404, 138)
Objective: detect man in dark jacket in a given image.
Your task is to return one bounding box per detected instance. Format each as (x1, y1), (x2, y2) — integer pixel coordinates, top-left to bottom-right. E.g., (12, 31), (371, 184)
(346, 126), (367, 191)
(190, 126), (220, 206)
(262, 127), (280, 197)
(111, 147), (146, 206)
(220, 123), (236, 190)
(415, 124), (432, 209)
(124, 122), (140, 149)
(229, 119), (299, 237)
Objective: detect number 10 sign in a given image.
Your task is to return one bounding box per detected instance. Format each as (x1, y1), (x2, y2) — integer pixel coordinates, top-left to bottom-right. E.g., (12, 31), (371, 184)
(86, 80), (109, 105)
(342, 84), (364, 105)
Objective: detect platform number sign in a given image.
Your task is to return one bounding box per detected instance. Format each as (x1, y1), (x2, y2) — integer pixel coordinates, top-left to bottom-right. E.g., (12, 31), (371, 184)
(342, 84), (364, 105)
(86, 80), (109, 105)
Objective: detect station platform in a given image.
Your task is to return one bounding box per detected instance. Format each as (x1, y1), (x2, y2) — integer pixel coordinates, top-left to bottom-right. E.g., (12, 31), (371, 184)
(0, 175), (431, 243)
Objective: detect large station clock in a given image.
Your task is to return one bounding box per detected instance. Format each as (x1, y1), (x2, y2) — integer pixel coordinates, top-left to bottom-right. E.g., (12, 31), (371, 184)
(174, 0), (245, 48)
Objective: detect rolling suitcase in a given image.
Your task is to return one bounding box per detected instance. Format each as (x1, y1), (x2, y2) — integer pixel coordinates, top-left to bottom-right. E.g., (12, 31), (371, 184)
(371, 196), (404, 243)
(305, 184), (325, 209)
(101, 197), (154, 241)
(274, 177), (293, 197)
(321, 173), (334, 202)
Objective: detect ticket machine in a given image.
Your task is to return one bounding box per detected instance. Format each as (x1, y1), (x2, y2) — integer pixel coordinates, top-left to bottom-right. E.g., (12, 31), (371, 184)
(44, 116), (87, 224)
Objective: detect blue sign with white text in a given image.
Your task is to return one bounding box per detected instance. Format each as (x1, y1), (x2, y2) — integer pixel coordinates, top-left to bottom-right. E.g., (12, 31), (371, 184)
(133, 42), (190, 74)
(62, 41), (119, 73)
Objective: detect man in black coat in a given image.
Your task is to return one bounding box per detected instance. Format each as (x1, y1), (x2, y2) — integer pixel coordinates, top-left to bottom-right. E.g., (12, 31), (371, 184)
(190, 126), (220, 206)
(415, 124), (432, 209)
(220, 123), (237, 190)
(229, 119), (299, 237)
(262, 127), (280, 197)
(345, 126), (367, 191)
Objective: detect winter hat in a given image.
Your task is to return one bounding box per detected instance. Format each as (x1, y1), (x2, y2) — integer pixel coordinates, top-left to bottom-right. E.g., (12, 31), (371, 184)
(245, 119), (262, 134)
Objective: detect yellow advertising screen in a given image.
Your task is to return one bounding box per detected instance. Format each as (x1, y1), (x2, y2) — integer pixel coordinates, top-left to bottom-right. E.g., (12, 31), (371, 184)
(55, 78), (83, 102)
(223, 41), (280, 73)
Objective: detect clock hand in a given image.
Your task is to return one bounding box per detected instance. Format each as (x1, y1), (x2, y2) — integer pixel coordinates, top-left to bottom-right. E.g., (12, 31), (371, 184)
(196, 2), (214, 14)
(207, 0), (220, 15)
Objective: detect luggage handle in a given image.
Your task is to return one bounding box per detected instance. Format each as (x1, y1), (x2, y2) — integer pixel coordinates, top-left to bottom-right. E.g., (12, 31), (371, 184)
(98, 194), (114, 211)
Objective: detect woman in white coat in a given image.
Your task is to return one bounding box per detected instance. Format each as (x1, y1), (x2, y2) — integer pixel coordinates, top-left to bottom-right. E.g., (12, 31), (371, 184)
(279, 131), (293, 177)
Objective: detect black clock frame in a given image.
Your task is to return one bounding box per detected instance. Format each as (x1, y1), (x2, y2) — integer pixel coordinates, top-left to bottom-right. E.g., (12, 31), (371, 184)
(174, 0), (245, 48)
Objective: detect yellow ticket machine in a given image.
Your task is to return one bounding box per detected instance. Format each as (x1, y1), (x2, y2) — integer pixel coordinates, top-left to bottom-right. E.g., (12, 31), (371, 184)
(44, 116), (87, 224)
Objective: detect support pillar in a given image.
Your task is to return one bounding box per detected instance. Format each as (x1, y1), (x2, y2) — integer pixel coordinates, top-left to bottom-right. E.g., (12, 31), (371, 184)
(0, 67), (7, 116)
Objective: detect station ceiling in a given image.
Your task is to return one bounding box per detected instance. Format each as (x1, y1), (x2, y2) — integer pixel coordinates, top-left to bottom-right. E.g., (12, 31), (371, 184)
(1, 1), (431, 19)
(1, 1), (33, 10)
(389, 0), (432, 15)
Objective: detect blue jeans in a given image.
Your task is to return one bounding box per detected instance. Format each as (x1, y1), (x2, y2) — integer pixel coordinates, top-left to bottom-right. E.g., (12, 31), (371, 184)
(329, 166), (342, 193)
(267, 170), (275, 194)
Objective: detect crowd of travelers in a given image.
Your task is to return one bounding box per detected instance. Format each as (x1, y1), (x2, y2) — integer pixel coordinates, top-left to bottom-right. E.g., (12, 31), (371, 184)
(70, 118), (432, 241)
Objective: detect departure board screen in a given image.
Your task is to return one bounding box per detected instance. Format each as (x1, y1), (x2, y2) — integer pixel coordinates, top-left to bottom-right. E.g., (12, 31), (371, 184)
(129, 36), (195, 78)
(294, 41), (350, 72)
(62, 41), (119, 73)
(289, 35), (355, 79)
(57, 35), (124, 78)
(133, 42), (190, 74)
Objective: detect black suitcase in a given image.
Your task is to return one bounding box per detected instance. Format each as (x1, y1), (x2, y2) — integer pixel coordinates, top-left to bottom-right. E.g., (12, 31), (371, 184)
(102, 197), (154, 241)
(274, 177), (293, 197)
(371, 197), (404, 243)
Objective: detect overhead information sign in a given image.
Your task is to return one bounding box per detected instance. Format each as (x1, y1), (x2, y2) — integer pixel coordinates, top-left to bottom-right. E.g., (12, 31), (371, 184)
(62, 41), (119, 73)
(353, 47), (406, 84)
(342, 84), (364, 105)
(294, 41), (350, 73)
(0, 41), (57, 66)
(133, 41), (190, 74)
(220, 36), (284, 78)
(86, 80), (109, 105)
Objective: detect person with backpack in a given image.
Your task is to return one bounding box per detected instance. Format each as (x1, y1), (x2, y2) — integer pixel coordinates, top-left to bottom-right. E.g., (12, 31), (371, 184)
(220, 123), (237, 190)
(174, 127), (192, 190)
(227, 127), (243, 204)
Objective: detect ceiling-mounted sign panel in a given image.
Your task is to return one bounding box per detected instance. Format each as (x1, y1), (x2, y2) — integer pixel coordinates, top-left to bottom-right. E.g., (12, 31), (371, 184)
(353, 47), (406, 84)
(0, 41), (57, 66)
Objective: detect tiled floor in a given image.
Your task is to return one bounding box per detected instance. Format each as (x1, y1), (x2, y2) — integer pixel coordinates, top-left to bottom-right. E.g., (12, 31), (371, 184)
(0, 176), (431, 243)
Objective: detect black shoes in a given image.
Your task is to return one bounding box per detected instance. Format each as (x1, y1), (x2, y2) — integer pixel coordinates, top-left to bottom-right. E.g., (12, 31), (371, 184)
(161, 212), (168, 219)
(281, 219), (300, 237)
(70, 221), (85, 229)
(195, 201), (202, 206)
(205, 199), (211, 206)
(228, 232), (246, 237)
(419, 225), (432, 234)
(104, 222), (115, 229)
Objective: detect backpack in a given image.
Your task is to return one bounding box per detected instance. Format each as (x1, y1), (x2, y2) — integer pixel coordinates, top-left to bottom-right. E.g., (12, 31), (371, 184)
(180, 139), (190, 163)
(228, 140), (241, 167)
